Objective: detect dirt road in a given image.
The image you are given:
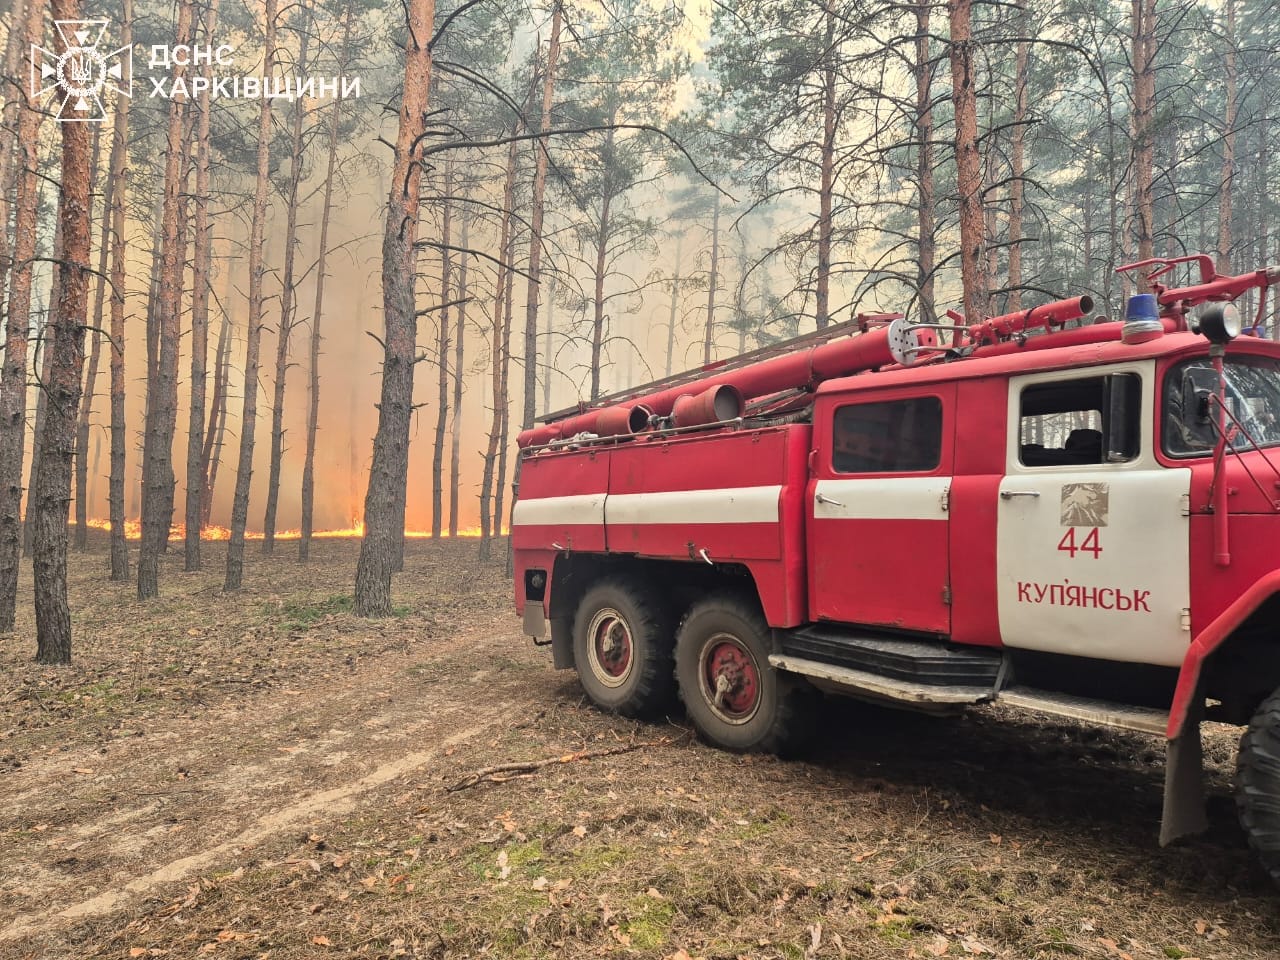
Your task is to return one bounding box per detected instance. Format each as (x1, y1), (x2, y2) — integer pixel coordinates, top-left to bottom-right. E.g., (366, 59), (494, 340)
(0, 539), (1277, 959)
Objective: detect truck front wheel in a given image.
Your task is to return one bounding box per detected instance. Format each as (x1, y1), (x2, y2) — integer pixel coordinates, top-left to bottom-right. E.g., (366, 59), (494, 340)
(1237, 686), (1280, 884)
(572, 578), (676, 718)
(675, 596), (813, 756)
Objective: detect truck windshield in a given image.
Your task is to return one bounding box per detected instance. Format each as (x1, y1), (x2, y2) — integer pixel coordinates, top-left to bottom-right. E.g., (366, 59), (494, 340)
(1163, 355), (1280, 457)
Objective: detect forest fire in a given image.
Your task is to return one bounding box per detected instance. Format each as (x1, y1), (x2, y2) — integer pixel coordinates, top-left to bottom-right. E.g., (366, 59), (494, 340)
(77, 518), (488, 541)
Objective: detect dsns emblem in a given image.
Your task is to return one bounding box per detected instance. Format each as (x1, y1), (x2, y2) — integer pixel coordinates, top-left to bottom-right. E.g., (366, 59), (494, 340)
(30, 20), (132, 122)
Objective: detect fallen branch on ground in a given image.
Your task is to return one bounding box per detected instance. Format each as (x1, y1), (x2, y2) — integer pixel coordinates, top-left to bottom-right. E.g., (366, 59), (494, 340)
(446, 738), (672, 792)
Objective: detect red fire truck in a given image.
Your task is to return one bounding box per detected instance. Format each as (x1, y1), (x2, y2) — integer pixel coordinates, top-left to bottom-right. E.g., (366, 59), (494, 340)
(511, 254), (1280, 882)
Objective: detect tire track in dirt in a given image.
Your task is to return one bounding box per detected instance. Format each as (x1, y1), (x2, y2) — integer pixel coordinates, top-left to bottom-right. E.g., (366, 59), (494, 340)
(0, 607), (530, 945)
(0, 706), (509, 944)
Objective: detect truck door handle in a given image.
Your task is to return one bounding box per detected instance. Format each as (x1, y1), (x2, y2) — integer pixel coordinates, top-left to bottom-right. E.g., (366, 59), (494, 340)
(1000, 490), (1041, 499)
(816, 492), (845, 507)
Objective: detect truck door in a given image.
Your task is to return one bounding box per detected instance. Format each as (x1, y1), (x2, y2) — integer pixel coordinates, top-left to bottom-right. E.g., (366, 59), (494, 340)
(809, 386), (954, 635)
(996, 364), (1192, 666)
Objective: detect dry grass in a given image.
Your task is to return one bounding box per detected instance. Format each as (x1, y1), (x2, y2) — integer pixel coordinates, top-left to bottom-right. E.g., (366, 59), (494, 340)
(0, 536), (1277, 960)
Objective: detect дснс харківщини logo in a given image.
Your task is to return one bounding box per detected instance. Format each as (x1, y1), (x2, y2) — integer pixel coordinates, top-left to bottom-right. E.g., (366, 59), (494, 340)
(30, 20), (132, 122)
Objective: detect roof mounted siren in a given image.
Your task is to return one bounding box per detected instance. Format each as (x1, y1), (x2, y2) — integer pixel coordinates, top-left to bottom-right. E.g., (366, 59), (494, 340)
(1122, 293), (1165, 345)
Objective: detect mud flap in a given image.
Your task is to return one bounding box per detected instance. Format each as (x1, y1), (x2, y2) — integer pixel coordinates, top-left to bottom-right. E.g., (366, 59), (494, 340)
(550, 616), (574, 670)
(1160, 697), (1208, 846)
(523, 601), (547, 640)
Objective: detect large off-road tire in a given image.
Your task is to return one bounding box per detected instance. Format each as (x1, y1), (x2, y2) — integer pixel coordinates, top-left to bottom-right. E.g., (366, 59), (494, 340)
(1237, 687), (1280, 885)
(674, 595), (814, 756)
(572, 578), (676, 718)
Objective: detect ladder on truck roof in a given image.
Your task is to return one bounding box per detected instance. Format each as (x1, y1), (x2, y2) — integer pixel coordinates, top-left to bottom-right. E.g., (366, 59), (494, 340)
(540, 312), (902, 425)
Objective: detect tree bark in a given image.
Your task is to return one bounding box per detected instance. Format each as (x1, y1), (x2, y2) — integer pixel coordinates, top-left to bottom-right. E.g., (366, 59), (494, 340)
(202, 303), (230, 526)
(666, 237), (681, 377)
(74, 129), (111, 550)
(1132, 0), (1156, 264)
(226, 0), (278, 590)
(263, 12), (312, 555)
(815, 1), (835, 330)
(523, 1), (562, 431)
(703, 192), (719, 364)
(182, 0), (219, 570)
(301, 8), (352, 562)
(493, 221), (516, 544)
(948, 0), (986, 322)
(25, 214), (61, 559)
(1216, 0), (1237, 274)
(0, 0), (45, 632)
(34, 0), (92, 663)
(354, 0), (436, 615)
(431, 165), (453, 540)
(589, 125), (614, 401)
(449, 217), (468, 537)
(0, 0), (28, 325)
(915, 0), (935, 324)
(107, 0), (133, 581)
(138, 0), (194, 599)
(479, 138), (518, 562)
(1007, 3), (1029, 312)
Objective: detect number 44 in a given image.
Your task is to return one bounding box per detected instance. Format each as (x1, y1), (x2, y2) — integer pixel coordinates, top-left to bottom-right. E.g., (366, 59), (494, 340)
(1058, 527), (1102, 558)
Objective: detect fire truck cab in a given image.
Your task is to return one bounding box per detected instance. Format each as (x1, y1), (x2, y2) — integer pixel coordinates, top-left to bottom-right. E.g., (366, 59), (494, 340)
(511, 257), (1280, 884)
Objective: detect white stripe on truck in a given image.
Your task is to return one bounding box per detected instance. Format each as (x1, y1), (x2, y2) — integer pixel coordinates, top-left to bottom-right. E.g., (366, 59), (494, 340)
(511, 492), (606, 526)
(606, 485), (782, 525)
(813, 476), (950, 520)
(513, 486), (783, 527)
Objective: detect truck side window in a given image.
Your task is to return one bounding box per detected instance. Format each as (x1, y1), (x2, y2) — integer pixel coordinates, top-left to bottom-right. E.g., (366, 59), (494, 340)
(833, 397), (943, 474)
(1018, 373), (1141, 466)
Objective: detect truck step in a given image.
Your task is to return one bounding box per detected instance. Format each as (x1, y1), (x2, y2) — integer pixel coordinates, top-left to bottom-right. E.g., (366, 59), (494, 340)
(769, 655), (991, 706)
(996, 686), (1168, 736)
(780, 626), (1002, 686)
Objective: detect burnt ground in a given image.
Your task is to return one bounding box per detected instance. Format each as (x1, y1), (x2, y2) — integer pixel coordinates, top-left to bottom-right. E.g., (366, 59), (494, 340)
(0, 536), (1276, 960)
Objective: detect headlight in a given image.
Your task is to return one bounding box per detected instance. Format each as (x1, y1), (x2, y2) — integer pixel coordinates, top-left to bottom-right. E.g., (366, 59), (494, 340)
(1195, 304), (1241, 345)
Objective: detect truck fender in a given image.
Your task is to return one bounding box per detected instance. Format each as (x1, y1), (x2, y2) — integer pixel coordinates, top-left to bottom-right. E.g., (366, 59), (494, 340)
(1166, 569), (1280, 740)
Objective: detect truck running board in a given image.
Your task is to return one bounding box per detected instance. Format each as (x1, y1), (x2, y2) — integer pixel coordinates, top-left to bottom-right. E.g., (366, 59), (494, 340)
(769, 655), (991, 707)
(780, 626), (1002, 686)
(995, 687), (1168, 736)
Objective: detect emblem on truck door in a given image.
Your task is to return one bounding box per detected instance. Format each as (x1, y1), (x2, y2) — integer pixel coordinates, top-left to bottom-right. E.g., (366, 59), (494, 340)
(1060, 482), (1109, 527)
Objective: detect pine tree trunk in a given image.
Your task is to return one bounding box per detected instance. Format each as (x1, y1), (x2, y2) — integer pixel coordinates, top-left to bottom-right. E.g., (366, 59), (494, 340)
(493, 225), (516, 543)
(34, 0), (92, 663)
(226, 0), (278, 591)
(542, 275), (556, 411)
(703, 193), (719, 364)
(74, 128), (110, 550)
(522, 2), (561, 432)
(479, 139), (518, 562)
(0, 0), (28, 327)
(1006, 5), (1029, 311)
(915, 0), (935, 324)
(431, 166), (453, 540)
(948, 0), (986, 322)
(202, 306), (230, 526)
(263, 15), (311, 555)
(182, 0), (219, 571)
(666, 237), (681, 377)
(0, 0), (45, 632)
(107, 0), (133, 581)
(1132, 0), (1156, 264)
(25, 214), (61, 560)
(815, 2), (835, 330)
(1216, 0), (1237, 274)
(589, 129), (614, 402)
(353, 0), (436, 615)
(138, 0), (194, 599)
(449, 218), (468, 537)
(300, 9), (351, 562)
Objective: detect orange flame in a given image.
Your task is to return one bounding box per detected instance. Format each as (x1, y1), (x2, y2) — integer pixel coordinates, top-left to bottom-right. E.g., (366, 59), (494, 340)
(78, 518), (490, 541)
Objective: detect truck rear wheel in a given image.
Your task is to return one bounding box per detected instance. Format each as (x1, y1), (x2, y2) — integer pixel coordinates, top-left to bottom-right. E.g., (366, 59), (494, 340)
(675, 596), (813, 756)
(572, 578), (676, 718)
(1237, 686), (1280, 884)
